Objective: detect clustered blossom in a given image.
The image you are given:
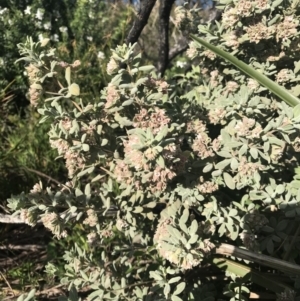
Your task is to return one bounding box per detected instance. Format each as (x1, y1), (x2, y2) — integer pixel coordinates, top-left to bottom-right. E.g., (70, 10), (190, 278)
(212, 137), (222, 152)
(276, 16), (298, 42)
(197, 177), (218, 194)
(254, 0), (269, 10)
(25, 64), (42, 106)
(238, 156), (264, 177)
(106, 57), (118, 75)
(192, 133), (214, 158)
(83, 209), (98, 227)
(209, 70), (219, 88)
(151, 166), (176, 193)
(30, 183), (42, 194)
(105, 84), (119, 109)
(225, 81), (239, 93)
(173, 6), (192, 31)
(61, 117), (72, 131)
(71, 60), (81, 68)
(101, 229), (113, 238)
(225, 32), (240, 49)
(146, 77), (169, 93)
(276, 69), (291, 83)
(50, 138), (85, 177)
(245, 23), (275, 44)
(28, 86), (41, 107)
(114, 160), (134, 185)
(222, 7), (239, 28)
(234, 117), (256, 137)
(25, 63), (39, 83)
(116, 219), (128, 231)
(154, 217), (214, 270)
(87, 232), (97, 245)
(20, 209), (36, 226)
(41, 212), (67, 239)
(123, 135), (147, 171)
(202, 50), (217, 60)
(270, 144), (285, 161)
(247, 78), (260, 91)
(208, 108), (227, 125)
(133, 108), (170, 135)
(236, 0), (253, 17)
(292, 137), (300, 152)
(186, 42), (198, 59)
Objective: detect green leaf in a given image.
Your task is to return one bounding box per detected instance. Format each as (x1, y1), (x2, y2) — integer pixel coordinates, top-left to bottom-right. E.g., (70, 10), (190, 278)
(271, 0), (283, 7)
(190, 35), (300, 107)
(223, 172), (235, 190)
(171, 296), (183, 301)
(65, 66), (71, 86)
(250, 147), (258, 159)
(69, 83), (80, 96)
(168, 276), (181, 284)
(122, 99), (134, 106)
(157, 155), (165, 168)
(173, 282), (186, 295)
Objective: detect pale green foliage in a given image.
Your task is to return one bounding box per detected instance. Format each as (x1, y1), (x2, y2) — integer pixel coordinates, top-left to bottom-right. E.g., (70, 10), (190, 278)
(8, 0), (300, 299)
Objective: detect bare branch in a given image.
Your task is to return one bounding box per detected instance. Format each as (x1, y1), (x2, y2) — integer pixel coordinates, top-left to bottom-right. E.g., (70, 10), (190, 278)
(157, 0), (175, 75)
(126, 0), (157, 45)
(168, 38), (189, 62)
(0, 244), (45, 250)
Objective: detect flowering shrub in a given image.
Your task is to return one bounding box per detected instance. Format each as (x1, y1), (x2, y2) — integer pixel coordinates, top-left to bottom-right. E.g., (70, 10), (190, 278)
(9, 0), (300, 300)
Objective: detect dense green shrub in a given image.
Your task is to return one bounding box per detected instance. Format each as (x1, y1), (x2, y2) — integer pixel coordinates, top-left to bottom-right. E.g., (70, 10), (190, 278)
(0, 0), (134, 201)
(8, 0), (300, 300)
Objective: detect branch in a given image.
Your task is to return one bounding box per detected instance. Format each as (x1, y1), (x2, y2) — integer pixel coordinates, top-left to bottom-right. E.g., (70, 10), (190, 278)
(168, 39), (189, 62)
(157, 0), (175, 75)
(0, 244), (45, 250)
(126, 0), (157, 45)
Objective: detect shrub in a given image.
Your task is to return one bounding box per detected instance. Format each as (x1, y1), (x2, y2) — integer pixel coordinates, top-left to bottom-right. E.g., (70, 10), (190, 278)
(8, 0), (300, 300)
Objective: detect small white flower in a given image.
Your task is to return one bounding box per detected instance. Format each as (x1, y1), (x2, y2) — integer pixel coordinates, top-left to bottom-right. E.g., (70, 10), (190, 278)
(59, 26), (68, 33)
(0, 7), (8, 15)
(43, 22), (51, 30)
(24, 6), (31, 15)
(35, 8), (44, 20)
(176, 61), (187, 68)
(97, 51), (105, 60)
(51, 34), (59, 42)
(35, 21), (42, 28)
(38, 34), (44, 41)
(87, 36), (93, 41)
(0, 58), (4, 66)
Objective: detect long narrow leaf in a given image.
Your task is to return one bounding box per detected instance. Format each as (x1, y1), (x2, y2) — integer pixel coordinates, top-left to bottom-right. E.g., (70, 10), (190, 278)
(190, 34), (300, 107)
(213, 258), (292, 294)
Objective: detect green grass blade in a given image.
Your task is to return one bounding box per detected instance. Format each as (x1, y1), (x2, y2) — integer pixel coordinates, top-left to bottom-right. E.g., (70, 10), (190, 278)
(190, 34), (300, 107)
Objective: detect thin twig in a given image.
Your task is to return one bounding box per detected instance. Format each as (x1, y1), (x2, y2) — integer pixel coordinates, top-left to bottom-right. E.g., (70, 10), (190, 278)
(23, 167), (62, 186)
(0, 271), (14, 297)
(0, 244), (45, 251)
